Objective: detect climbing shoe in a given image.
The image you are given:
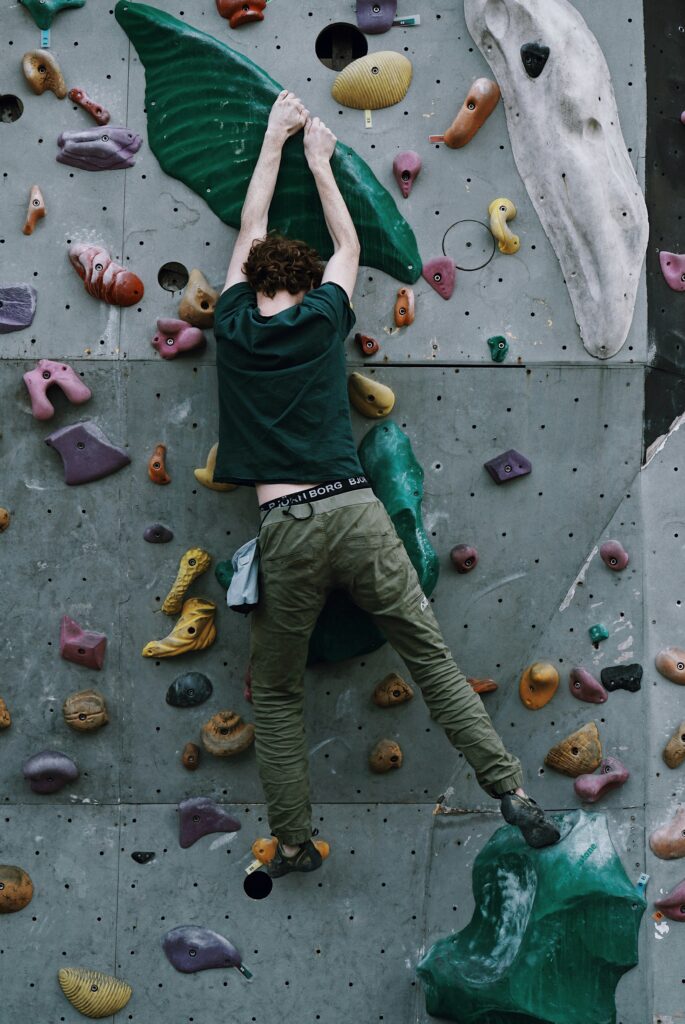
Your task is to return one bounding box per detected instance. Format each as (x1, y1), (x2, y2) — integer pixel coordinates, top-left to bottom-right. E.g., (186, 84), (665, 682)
(266, 837), (324, 878)
(499, 793), (561, 849)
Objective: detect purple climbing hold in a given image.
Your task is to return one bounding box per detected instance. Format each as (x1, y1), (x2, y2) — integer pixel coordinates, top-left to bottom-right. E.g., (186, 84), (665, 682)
(659, 251), (685, 292)
(45, 421), (130, 485)
(392, 151), (421, 199)
(450, 544), (478, 574)
(143, 523), (174, 544)
(178, 797), (241, 849)
(356, 0), (397, 34)
(600, 663), (642, 693)
(573, 756), (629, 803)
(568, 667), (607, 704)
(484, 449), (532, 485)
(23, 750), (78, 794)
(655, 878), (685, 922)
(599, 539), (629, 572)
(0, 284), (37, 334)
(162, 926), (252, 977)
(60, 615), (107, 670)
(421, 257), (456, 300)
(23, 359), (92, 420)
(56, 126), (143, 170)
(151, 318), (206, 359)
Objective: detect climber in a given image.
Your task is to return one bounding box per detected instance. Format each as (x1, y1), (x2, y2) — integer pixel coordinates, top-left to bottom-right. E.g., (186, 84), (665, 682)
(213, 90), (561, 878)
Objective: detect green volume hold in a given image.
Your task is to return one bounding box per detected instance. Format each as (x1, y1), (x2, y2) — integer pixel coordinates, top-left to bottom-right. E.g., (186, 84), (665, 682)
(20, 0), (85, 30)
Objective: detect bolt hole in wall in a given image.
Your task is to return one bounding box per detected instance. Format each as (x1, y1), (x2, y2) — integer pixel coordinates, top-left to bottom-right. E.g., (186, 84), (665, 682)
(315, 22), (368, 70)
(0, 94), (23, 122)
(158, 262), (189, 293)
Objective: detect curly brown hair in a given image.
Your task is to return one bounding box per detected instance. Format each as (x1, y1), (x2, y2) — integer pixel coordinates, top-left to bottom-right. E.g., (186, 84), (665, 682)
(242, 232), (323, 297)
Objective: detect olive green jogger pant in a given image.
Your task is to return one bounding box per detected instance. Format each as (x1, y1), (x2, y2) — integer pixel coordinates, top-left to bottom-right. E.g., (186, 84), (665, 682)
(250, 489), (524, 845)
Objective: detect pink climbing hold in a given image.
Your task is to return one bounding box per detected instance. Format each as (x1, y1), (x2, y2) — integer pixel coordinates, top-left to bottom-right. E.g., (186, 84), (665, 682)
(422, 257), (456, 300)
(392, 151), (421, 199)
(655, 878), (685, 922)
(568, 667), (608, 704)
(599, 539), (629, 572)
(573, 756), (629, 803)
(23, 359), (92, 420)
(681, 111), (685, 126)
(659, 251), (685, 292)
(60, 615), (107, 670)
(151, 318), (206, 359)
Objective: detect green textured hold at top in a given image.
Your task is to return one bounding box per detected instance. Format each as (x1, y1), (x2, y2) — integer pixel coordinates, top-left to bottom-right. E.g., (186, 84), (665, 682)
(114, 1), (421, 284)
(417, 810), (645, 1024)
(19, 0), (85, 29)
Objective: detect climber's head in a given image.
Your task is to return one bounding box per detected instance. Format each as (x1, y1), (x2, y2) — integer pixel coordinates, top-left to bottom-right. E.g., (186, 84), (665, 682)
(243, 231), (323, 298)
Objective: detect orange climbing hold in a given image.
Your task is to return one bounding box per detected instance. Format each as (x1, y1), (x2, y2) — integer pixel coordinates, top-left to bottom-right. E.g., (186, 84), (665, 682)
(216, 0), (266, 28)
(519, 661), (559, 710)
(394, 287), (414, 326)
(148, 443), (170, 485)
(22, 186), (46, 236)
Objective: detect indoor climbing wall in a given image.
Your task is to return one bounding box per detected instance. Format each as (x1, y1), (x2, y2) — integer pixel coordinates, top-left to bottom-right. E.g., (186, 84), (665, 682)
(1, 0), (678, 1021)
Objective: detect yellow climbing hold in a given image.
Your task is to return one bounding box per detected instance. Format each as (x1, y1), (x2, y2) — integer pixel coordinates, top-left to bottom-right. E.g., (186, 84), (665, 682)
(178, 268), (218, 327)
(161, 548), (212, 615)
(58, 967), (132, 1019)
(348, 372), (395, 419)
(488, 197), (519, 254)
(332, 52), (413, 110)
(194, 443), (237, 492)
(142, 597), (217, 658)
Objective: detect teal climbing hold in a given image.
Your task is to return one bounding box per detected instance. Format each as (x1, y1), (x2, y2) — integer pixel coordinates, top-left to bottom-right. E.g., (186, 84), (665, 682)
(214, 559), (234, 591)
(589, 623), (609, 644)
(417, 810), (645, 1024)
(487, 334), (509, 362)
(20, 0), (85, 29)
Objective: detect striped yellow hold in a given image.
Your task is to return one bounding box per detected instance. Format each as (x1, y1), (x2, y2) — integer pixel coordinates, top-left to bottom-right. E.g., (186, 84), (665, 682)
(58, 967), (132, 1019)
(332, 51), (413, 110)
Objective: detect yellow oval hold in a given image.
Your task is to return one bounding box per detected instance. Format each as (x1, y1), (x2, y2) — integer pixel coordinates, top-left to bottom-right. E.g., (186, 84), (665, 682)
(332, 51), (413, 110)
(348, 372), (396, 418)
(58, 967), (132, 1019)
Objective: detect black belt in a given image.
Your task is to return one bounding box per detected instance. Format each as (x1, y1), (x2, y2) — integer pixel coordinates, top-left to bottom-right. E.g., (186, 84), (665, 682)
(259, 476), (370, 512)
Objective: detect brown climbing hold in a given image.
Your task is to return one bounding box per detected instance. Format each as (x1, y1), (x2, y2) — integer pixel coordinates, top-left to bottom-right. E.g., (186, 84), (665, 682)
(649, 805), (685, 860)
(372, 672), (414, 707)
(0, 866), (33, 914)
(22, 50), (67, 98)
(216, 0), (266, 28)
(656, 647), (685, 685)
(369, 738), (403, 773)
(22, 185), (46, 236)
(201, 710), (255, 756)
(181, 742), (201, 771)
(67, 87), (111, 125)
(0, 509), (8, 533)
(519, 661), (559, 710)
(194, 443), (237, 492)
(62, 689), (109, 732)
(141, 597), (217, 658)
(394, 287), (415, 327)
(442, 78), (500, 149)
(664, 721), (685, 769)
(544, 722), (602, 777)
(148, 443), (170, 485)
(467, 677), (498, 694)
(162, 548), (212, 615)
(355, 333), (380, 356)
(178, 269), (218, 328)
(0, 698), (11, 729)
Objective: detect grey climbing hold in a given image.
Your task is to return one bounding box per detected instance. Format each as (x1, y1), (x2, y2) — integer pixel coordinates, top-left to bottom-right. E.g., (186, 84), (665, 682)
(45, 421), (130, 485)
(165, 672), (213, 708)
(23, 750), (78, 793)
(0, 284), (37, 333)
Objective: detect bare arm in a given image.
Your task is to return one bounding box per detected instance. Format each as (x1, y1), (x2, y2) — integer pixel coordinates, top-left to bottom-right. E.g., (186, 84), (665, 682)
(303, 117), (360, 301)
(223, 91), (309, 293)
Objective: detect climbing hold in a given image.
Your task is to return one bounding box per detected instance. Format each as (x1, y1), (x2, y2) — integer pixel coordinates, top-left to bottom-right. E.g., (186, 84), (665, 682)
(488, 197), (519, 255)
(22, 185), (46, 236)
(57, 127), (143, 171)
(0, 698), (10, 729)
(568, 667), (607, 704)
(201, 710), (255, 756)
(68, 242), (144, 306)
(441, 78), (500, 149)
(392, 151), (421, 199)
(356, 0), (397, 34)
(166, 671), (213, 708)
(520, 41), (550, 78)
(163, 925), (252, 976)
(215, 559), (234, 591)
(22, 50), (67, 98)
(659, 251), (685, 292)
(131, 851), (155, 864)
(573, 756), (629, 802)
(656, 647), (685, 684)
(148, 443), (170, 486)
(141, 597), (217, 658)
(0, 510), (8, 533)
(23, 750), (78, 794)
(544, 721), (602, 777)
(421, 257), (456, 300)
(62, 689), (109, 731)
(143, 523), (173, 543)
(181, 742), (201, 771)
(484, 449), (531, 485)
(355, 332), (380, 356)
(0, 866), (33, 914)
(0, 284), (37, 333)
(519, 661), (559, 710)
(372, 672), (414, 707)
(449, 544), (478, 574)
(417, 809), (645, 1024)
(46, 421), (130, 486)
(60, 615), (107, 670)
(151, 317), (205, 359)
(650, 806), (685, 860)
(394, 286), (415, 326)
(194, 443), (237, 492)
(58, 967), (132, 1019)
(487, 335), (509, 363)
(600, 663), (642, 693)
(655, 879), (685, 922)
(664, 722), (685, 769)
(216, 0), (265, 28)
(249, 835), (329, 871)
(20, 0), (84, 29)
(348, 372), (396, 419)
(599, 539), (629, 571)
(332, 52), (413, 111)
(369, 738), (403, 772)
(23, 359), (92, 421)
(68, 88), (111, 126)
(178, 796), (241, 848)
(162, 548), (212, 615)
(467, 677), (498, 694)
(178, 269), (218, 328)
(589, 623), (609, 645)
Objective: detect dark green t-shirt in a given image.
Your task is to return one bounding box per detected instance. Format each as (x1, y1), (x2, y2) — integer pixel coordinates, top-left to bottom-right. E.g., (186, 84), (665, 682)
(213, 281), (365, 485)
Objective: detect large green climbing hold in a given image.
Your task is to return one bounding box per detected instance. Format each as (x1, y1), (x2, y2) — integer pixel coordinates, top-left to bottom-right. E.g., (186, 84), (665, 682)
(417, 810), (645, 1024)
(20, 0), (85, 29)
(114, 1), (421, 284)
